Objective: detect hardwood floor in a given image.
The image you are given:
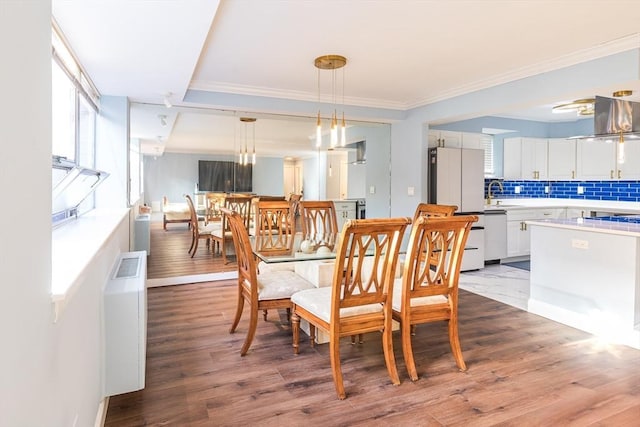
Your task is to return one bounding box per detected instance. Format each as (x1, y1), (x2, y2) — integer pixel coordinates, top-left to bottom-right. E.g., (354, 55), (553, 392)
(105, 217), (640, 425)
(147, 215), (236, 279)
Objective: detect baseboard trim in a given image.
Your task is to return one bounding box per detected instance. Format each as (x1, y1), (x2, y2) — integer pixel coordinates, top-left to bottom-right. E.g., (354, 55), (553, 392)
(95, 396), (109, 427)
(146, 271), (238, 287)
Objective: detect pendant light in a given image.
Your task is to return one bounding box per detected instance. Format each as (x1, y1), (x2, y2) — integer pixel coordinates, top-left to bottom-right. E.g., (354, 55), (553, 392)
(618, 131), (625, 164)
(240, 117), (256, 166)
(314, 55), (347, 149)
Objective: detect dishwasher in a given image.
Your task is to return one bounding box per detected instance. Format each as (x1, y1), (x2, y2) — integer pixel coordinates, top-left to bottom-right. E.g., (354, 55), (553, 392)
(484, 209), (507, 262)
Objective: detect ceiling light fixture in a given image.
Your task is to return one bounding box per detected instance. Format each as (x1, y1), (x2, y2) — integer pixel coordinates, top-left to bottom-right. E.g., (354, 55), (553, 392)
(163, 92), (173, 108)
(613, 90), (633, 98)
(158, 114), (167, 127)
(552, 98), (595, 116)
(240, 117), (257, 166)
(314, 54), (347, 149)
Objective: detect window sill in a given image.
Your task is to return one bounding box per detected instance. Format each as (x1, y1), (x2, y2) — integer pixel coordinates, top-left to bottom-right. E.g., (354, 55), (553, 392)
(52, 208), (129, 321)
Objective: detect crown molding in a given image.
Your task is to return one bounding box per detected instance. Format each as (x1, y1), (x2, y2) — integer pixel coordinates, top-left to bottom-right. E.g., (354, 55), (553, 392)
(191, 34), (640, 113)
(189, 80), (407, 111)
(407, 33), (640, 109)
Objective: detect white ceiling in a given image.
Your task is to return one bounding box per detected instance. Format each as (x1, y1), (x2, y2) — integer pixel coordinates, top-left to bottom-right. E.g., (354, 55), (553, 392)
(52, 0), (640, 158)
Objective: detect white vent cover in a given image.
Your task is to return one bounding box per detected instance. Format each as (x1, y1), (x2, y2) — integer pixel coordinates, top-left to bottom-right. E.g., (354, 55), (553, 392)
(113, 256), (141, 279)
(104, 251), (147, 397)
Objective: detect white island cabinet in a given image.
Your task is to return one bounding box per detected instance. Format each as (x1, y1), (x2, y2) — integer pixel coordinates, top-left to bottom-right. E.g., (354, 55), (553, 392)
(527, 218), (640, 349)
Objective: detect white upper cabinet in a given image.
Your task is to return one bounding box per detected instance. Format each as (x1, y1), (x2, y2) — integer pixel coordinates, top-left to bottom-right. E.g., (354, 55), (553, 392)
(428, 130), (462, 148)
(547, 138), (576, 180)
(460, 132), (486, 150)
(504, 137), (547, 180)
(576, 138), (617, 180)
(617, 139), (640, 179)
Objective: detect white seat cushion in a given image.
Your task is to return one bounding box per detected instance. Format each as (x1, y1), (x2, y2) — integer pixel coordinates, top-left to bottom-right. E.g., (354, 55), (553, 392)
(256, 270), (314, 301)
(211, 229), (232, 239)
(291, 287), (383, 323)
(258, 260), (296, 273)
(391, 277), (448, 312)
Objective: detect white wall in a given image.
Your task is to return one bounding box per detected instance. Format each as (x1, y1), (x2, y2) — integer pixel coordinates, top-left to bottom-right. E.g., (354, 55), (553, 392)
(143, 152), (286, 205)
(0, 6), (133, 425)
(1, 2), (56, 425)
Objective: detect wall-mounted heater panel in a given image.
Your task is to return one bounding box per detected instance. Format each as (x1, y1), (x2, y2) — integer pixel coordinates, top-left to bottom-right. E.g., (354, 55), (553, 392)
(103, 250), (147, 397)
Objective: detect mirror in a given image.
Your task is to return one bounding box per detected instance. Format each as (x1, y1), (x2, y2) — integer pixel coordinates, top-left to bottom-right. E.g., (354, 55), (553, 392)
(130, 103), (391, 218)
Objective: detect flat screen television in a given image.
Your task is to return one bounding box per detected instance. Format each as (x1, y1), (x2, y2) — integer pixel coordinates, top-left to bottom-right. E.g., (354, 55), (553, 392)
(198, 160), (252, 193)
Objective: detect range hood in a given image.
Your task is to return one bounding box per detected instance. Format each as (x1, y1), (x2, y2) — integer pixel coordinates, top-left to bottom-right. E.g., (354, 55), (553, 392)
(593, 95), (640, 137)
(346, 140), (366, 164)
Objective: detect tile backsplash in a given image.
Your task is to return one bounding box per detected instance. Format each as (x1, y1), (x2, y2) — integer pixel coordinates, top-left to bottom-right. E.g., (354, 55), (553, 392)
(484, 179), (640, 202)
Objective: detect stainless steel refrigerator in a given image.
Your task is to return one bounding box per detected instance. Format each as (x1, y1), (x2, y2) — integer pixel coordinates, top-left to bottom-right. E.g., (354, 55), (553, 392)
(428, 147), (485, 270)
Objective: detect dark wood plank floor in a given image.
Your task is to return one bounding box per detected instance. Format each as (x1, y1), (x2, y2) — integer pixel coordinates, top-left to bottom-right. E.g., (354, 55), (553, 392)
(105, 217), (640, 426)
(147, 215), (236, 279)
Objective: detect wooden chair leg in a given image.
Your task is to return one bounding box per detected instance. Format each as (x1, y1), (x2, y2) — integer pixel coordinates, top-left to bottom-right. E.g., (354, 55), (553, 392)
(309, 324), (316, 347)
(190, 238), (199, 258)
(292, 311), (300, 355)
(262, 309), (268, 321)
(222, 239), (229, 264)
(240, 304), (259, 357)
(382, 322), (400, 386)
(448, 318), (467, 371)
(402, 322), (419, 381)
(229, 292), (245, 334)
(329, 335), (346, 400)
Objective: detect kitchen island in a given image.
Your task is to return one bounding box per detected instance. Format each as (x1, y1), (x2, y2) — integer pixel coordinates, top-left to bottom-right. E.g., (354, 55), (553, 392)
(526, 216), (640, 349)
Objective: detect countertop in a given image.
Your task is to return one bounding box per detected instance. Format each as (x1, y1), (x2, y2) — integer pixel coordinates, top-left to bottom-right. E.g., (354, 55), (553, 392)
(484, 198), (640, 214)
(526, 217), (640, 237)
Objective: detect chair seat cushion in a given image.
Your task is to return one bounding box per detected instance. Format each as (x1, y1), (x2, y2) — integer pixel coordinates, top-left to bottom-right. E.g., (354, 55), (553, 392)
(291, 287), (383, 323)
(211, 229), (232, 239)
(391, 278), (448, 311)
(199, 223), (221, 234)
(256, 270), (314, 301)
(258, 260), (296, 273)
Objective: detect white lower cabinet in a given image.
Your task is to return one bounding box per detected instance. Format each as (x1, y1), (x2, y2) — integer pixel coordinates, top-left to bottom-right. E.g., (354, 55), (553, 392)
(334, 201), (356, 232)
(506, 208), (566, 258)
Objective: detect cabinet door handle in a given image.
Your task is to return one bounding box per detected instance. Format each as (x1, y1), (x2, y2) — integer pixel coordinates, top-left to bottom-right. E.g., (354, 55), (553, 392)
(618, 170), (622, 179)
(610, 170), (614, 179)
(520, 221), (524, 231)
(571, 170), (575, 179)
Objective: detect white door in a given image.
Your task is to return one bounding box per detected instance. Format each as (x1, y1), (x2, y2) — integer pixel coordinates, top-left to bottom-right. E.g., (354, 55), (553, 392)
(283, 164), (295, 195)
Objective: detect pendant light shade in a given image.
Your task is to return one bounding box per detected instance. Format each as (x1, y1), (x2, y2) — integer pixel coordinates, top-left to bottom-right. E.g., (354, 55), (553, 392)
(314, 55), (347, 149)
(240, 117), (256, 166)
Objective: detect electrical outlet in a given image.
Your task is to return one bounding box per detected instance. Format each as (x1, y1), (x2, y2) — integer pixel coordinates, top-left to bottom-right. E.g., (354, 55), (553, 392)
(407, 186), (414, 196)
(544, 186), (549, 194)
(571, 239), (589, 249)
(514, 186), (521, 194)
(577, 186), (584, 194)
(369, 186), (376, 194)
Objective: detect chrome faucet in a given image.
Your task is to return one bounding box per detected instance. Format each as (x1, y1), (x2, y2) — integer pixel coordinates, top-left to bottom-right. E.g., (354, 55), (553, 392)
(486, 179), (504, 205)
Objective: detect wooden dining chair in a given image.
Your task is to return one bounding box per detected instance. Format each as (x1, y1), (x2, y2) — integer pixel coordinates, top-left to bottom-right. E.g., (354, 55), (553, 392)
(254, 200), (295, 256)
(392, 214), (477, 381)
(412, 203), (457, 221)
(298, 200), (339, 250)
(291, 217), (411, 399)
(222, 207), (314, 356)
(185, 194), (219, 258)
(212, 195), (253, 264)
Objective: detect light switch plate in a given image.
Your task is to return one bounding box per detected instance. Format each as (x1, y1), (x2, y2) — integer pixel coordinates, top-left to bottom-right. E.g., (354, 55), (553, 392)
(514, 186), (521, 194)
(407, 186), (414, 196)
(369, 186), (376, 194)
(577, 186), (584, 194)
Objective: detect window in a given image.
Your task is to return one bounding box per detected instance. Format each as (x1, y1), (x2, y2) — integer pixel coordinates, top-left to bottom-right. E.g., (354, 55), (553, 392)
(51, 21), (103, 225)
(483, 136), (494, 175)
